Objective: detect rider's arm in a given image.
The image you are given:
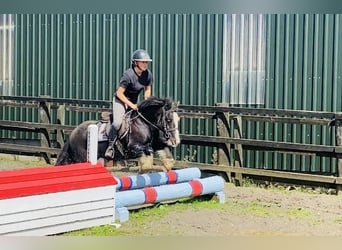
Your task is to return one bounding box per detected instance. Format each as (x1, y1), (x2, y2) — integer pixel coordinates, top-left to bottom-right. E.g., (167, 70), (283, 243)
(144, 85), (152, 100)
(116, 86), (138, 110)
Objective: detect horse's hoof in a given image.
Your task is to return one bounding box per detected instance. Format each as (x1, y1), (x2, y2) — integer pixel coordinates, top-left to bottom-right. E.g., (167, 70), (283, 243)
(162, 166), (172, 173)
(161, 160), (174, 172)
(105, 160), (114, 168)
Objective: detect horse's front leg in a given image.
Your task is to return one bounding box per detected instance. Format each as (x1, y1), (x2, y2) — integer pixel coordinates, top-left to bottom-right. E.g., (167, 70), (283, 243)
(137, 153), (154, 173)
(155, 147), (175, 172)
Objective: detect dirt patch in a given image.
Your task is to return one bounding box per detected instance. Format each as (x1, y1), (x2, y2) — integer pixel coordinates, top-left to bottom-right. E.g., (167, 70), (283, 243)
(188, 184), (342, 236)
(116, 177), (342, 236)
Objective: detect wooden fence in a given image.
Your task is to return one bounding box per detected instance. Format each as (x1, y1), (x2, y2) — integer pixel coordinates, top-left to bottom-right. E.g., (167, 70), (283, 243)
(1, 95), (342, 191)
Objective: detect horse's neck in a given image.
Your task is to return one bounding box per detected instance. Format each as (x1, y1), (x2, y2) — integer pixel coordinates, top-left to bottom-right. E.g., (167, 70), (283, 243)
(135, 110), (157, 123)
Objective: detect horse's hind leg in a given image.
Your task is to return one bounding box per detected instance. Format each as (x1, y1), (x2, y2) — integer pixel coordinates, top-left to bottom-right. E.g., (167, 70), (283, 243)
(71, 146), (88, 163)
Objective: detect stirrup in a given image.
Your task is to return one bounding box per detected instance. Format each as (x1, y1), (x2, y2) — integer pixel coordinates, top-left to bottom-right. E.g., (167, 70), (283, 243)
(105, 147), (115, 159)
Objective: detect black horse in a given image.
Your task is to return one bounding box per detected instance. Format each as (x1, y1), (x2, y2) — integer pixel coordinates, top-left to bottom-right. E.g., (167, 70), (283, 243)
(55, 97), (181, 172)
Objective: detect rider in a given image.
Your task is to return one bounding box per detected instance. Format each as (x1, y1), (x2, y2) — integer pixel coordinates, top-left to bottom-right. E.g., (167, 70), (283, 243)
(105, 49), (153, 159)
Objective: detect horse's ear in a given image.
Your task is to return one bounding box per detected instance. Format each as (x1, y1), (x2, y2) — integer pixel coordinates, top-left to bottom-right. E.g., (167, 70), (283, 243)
(164, 98), (175, 111)
(171, 100), (179, 111)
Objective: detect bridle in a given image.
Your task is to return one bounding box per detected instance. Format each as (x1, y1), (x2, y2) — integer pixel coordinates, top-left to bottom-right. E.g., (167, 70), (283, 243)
(130, 107), (177, 140)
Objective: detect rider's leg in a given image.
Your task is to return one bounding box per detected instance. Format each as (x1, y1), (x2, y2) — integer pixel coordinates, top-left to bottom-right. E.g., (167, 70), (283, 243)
(105, 98), (125, 159)
(104, 125), (117, 158)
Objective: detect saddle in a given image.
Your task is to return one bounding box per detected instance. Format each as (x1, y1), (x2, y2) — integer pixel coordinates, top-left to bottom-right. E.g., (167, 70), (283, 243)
(97, 111), (129, 142)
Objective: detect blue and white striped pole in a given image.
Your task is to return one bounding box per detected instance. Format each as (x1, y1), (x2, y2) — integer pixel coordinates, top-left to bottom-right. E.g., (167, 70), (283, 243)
(115, 175), (225, 222)
(114, 167), (202, 191)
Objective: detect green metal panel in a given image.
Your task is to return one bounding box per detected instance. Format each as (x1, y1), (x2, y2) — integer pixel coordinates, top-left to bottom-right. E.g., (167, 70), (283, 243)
(246, 14), (342, 174)
(0, 14), (15, 139)
(13, 15), (223, 99)
(222, 14), (268, 172)
(6, 14), (223, 164)
(5, 13), (342, 174)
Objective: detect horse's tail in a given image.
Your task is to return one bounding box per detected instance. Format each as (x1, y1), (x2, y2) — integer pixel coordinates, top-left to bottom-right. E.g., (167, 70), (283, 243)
(55, 141), (73, 166)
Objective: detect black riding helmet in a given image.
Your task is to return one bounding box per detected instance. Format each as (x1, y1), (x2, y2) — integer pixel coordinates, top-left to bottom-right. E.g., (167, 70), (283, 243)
(131, 49), (152, 63)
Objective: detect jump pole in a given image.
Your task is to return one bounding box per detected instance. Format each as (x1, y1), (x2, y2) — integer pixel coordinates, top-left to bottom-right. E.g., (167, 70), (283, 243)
(114, 167), (201, 191)
(115, 175), (225, 222)
(87, 124), (98, 165)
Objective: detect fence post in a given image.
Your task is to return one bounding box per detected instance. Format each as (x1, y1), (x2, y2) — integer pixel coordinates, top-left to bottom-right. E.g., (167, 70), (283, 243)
(335, 115), (342, 194)
(232, 115), (244, 185)
(216, 110), (231, 167)
(56, 104), (65, 148)
(39, 98), (51, 164)
(216, 106), (243, 186)
(233, 115), (244, 167)
(216, 103), (242, 185)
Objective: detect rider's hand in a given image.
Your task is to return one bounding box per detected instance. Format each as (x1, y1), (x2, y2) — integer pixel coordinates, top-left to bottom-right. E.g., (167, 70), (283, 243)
(130, 104), (138, 110)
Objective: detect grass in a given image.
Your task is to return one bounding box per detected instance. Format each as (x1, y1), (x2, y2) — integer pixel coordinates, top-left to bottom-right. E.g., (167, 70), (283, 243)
(63, 195), (221, 236)
(63, 189), (319, 236)
(334, 218), (342, 224)
(0, 154), (50, 170)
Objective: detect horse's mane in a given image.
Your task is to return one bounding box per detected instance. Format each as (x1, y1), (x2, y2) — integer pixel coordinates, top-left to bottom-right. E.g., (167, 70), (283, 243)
(138, 96), (176, 111)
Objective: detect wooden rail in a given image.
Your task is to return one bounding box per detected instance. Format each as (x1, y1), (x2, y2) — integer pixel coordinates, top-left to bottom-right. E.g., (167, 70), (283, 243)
(1, 95), (342, 192)
(0, 96), (108, 164)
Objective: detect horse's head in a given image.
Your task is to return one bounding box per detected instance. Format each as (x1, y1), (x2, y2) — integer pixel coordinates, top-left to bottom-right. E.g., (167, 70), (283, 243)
(138, 97), (181, 148)
(160, 100), (181, 147)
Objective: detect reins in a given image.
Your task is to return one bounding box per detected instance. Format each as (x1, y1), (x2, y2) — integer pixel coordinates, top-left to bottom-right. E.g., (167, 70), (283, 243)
(129, 108), (174, 139)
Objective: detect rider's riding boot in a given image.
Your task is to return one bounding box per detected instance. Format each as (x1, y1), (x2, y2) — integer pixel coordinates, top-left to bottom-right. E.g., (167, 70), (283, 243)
(105, 137), (116, 159)
(105, 126), (117, 159)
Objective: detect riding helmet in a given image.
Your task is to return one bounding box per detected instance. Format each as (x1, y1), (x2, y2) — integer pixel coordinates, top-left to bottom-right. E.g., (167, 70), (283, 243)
(131, 49), (152, 62)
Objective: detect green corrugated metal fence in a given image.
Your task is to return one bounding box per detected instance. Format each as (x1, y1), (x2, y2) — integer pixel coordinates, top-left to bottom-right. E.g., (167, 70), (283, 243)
(1, 14), (342, 174)
(251, 14), (342, 174)
(8, 14), (224, 164)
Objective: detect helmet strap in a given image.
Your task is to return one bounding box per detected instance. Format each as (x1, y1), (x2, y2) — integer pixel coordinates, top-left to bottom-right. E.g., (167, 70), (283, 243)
(134, 61), (145, 74)
(133, 61), (144, 75)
